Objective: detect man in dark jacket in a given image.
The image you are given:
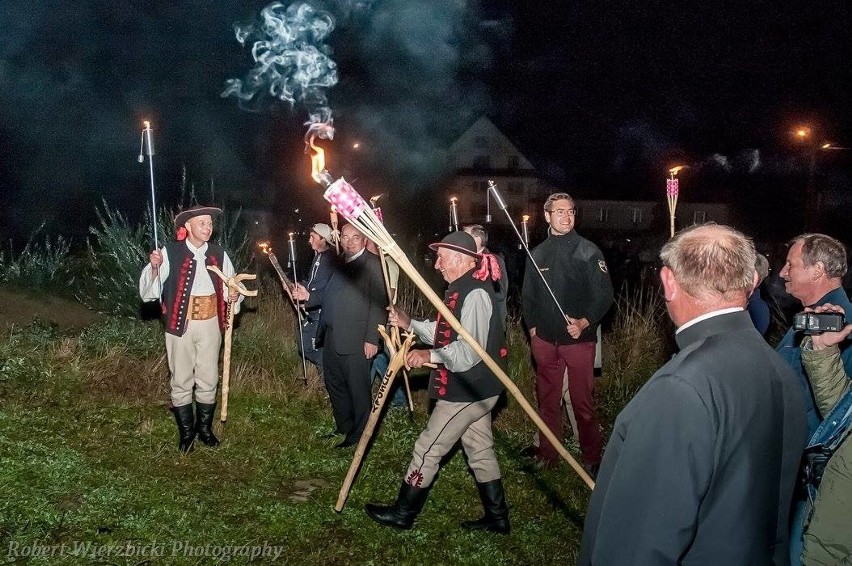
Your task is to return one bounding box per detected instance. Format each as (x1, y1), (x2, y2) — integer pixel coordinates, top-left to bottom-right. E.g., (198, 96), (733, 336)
(776, 233), (852, 436)
(293, 223), (337, 374)
(365, 231), (510, 533)
(315, 223), (386, 448)
(579, 224), (807, 565)
(521, 192), (613, 471)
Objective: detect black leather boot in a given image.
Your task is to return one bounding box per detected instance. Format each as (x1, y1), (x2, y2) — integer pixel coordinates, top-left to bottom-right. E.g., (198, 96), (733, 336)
(172, 404), (195, 453)
(365, 482), (431, 530)
(460, 479), (511, 534)
(195, 402), (220, 447)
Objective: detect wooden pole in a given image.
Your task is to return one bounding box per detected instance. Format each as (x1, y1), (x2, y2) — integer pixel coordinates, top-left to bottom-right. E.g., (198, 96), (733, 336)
(375, 248), (414, 412)
(206, 267), (258, 423)
(335, 328), (416, 511)
(322, 176), (594, 489)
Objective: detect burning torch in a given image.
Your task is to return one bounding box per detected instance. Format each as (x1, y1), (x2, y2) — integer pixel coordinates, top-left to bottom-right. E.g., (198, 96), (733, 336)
(667, 166), (685, 238)
(138, 120), (159, 250)
(449, 197), (460, 232)
(138, 120), (161, 294)
(520, 214), (530, 249)
(288, 232), (309, 384)
(307, 139), (595, 506)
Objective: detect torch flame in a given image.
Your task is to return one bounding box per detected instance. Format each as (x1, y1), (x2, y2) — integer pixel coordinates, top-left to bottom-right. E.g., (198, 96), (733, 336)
(668, 165), (686, 176)
(522, 214), (530, 222)
(450, 196), (458, 204)
(143, 120), (151, 129)
(309, 134), (325, 184)
(258, 241), (271, 255)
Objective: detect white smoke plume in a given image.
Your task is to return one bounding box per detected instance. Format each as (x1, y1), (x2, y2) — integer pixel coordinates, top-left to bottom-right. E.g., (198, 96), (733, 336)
(222, 1), (340, 141)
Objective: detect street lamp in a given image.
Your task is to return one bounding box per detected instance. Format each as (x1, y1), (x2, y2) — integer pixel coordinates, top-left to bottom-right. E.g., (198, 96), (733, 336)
(793, 125), (830, 231)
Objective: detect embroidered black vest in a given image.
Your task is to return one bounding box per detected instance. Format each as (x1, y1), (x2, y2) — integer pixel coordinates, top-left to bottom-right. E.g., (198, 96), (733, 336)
(160, 242), (227, 336)
(430, 271), (507, 402)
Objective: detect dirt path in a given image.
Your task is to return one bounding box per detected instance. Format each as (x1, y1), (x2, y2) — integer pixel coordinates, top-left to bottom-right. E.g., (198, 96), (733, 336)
(0, 286), (103, 332)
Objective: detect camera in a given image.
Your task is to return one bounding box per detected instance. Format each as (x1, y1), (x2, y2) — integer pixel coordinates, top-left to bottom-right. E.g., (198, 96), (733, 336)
(793, 311), (846, 335)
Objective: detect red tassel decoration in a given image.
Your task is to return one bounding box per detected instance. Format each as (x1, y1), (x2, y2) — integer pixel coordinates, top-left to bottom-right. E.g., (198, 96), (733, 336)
(176, 226), (188, 241)
(473, 253), (501, 282)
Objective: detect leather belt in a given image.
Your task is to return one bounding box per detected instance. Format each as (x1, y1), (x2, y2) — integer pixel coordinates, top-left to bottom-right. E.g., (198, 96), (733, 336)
(190, 294), (218, 320)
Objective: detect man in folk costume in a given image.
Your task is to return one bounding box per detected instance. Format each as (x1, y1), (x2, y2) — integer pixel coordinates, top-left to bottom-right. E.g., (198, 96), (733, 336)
(365, 231), (510, 533)
(139, 205), (242, 453)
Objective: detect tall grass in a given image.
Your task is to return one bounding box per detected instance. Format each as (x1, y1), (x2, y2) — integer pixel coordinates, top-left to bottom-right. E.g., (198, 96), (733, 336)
(0, 224), (71, 290)
(595, 283), (672, 432)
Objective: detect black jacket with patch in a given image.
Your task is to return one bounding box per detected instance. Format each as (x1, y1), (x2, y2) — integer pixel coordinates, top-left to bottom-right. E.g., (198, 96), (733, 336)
(521, 230), (613, 344)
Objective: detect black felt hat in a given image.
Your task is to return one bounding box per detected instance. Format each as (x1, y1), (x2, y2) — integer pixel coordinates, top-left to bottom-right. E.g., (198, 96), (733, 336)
(174, 205), (222, 227)
(429, 231), (479, 257)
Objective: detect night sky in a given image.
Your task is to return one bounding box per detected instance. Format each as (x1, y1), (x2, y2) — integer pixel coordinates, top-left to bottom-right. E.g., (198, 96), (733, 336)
(1, 0), (849, 246)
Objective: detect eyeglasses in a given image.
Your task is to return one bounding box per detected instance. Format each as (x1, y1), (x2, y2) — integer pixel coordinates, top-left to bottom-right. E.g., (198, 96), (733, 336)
(547, 208), (576, 217)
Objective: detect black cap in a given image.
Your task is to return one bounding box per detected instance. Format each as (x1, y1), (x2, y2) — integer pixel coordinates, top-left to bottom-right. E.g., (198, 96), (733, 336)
(174, 205), (223, 227)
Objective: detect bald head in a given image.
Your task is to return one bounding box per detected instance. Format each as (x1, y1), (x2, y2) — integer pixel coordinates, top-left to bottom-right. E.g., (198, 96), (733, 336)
(660, 224), (757, 325)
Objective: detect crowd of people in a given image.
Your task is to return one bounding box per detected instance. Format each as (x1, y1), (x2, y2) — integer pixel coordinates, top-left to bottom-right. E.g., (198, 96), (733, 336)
(140, 196), (851, 564)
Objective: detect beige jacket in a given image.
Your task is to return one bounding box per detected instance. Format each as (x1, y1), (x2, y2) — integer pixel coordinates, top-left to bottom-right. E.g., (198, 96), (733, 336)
(800, 339), (852, 565)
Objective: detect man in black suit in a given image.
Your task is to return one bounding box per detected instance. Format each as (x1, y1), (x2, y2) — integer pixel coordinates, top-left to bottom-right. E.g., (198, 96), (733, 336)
(579, 224), (807, 564)
(317, 223), (386, 448)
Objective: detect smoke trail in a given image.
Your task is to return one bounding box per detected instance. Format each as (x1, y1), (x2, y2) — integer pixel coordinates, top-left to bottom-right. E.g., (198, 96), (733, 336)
(221, 0), (502, 196)
(222, 1), (339, 140)
(694, 149), (763, 174)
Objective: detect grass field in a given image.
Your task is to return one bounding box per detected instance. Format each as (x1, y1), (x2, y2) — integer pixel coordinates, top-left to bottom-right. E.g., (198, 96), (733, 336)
(1, 281), (652, 565)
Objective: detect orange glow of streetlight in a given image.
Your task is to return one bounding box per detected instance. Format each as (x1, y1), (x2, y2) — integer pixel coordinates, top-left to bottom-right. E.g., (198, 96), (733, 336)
(795, 127), (811, 140)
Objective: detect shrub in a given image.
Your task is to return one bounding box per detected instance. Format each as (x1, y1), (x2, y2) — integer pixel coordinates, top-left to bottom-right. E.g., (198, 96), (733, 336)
(77, 203), (150, 316)
(0, 224), (71, 290)
(77, 201), (252, 317)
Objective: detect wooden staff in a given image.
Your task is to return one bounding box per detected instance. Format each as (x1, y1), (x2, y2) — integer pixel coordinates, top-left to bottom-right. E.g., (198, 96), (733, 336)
(375, 244), (414, 412)
(207, 266), (258, 423)
(267, 252), (309, 319)
(320, 176), (594, 489)
(336, 328), (418, 511)
(329, 206), (340, 254)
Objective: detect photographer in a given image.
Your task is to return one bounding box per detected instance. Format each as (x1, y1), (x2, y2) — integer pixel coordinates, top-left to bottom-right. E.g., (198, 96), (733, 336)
(796, 304), (852, 565)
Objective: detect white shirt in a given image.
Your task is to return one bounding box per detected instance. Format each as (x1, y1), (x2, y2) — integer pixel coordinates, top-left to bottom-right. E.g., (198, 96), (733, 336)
(676, 307), (744, 334)
(409, 288), (492, 373)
